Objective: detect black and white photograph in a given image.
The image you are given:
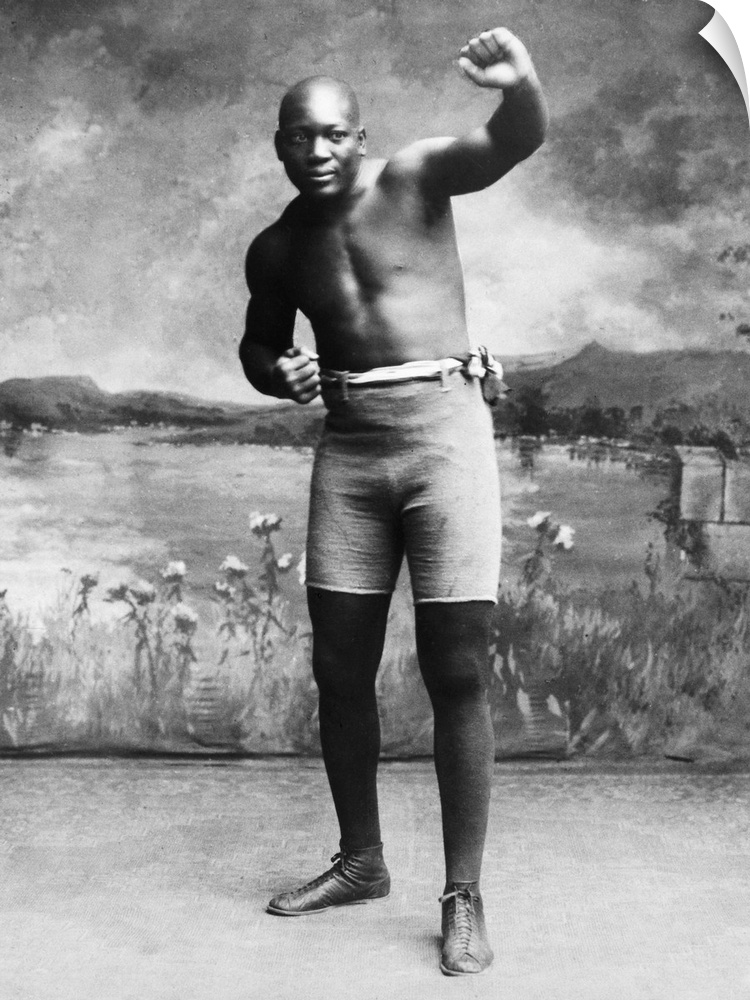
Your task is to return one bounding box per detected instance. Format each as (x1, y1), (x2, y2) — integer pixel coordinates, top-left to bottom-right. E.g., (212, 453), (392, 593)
(1, 0), (749, 996)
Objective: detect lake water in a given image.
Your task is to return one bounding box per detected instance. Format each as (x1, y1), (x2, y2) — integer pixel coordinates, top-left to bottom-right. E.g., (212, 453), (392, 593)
(0, 429), (668, 626)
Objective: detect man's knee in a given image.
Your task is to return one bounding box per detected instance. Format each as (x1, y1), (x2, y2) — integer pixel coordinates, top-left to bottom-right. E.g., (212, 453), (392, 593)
(415, 601), (494, 702)
(311, 655), (354, 702)
(419, 648), (489, 703)
(307, 588), (391, 698)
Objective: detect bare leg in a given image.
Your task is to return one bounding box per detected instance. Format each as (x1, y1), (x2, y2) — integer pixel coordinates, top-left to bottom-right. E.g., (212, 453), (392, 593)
(307, 587), (391, 850)
(415, 600), (495, 884)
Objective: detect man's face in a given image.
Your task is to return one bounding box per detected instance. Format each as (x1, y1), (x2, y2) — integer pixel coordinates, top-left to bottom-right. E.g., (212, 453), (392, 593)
(275, 86), (365, 201)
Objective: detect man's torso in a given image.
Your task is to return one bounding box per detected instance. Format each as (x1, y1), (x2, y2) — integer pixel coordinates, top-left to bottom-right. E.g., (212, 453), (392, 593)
(261, 159), (471, 371)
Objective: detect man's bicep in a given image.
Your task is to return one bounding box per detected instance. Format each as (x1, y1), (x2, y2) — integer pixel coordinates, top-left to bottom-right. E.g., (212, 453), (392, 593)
(243, 236), (297, 351)
(242, 289), (296, 354)
(420, 126), (523, 197)
(391, 131), (523, 199)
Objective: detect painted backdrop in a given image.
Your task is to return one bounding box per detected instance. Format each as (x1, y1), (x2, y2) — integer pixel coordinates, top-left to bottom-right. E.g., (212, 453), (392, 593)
(1, 0), (749, 759)
(2, 0), (748, 398)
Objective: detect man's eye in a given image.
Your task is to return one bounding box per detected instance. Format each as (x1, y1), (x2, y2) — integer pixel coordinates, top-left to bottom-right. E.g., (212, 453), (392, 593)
(287, 133), (308, 145)
(330, 132), (347, 141)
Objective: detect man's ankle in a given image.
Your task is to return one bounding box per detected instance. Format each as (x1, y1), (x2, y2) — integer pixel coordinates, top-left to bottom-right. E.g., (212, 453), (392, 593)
(443, 878), (480, 894)
(340, 841), (384, 854)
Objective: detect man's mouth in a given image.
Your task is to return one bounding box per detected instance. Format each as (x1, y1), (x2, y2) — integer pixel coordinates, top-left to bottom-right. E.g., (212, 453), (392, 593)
(307, 171), (336, 181)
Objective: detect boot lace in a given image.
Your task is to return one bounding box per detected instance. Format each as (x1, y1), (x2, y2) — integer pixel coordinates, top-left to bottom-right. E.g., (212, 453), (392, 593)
(439, 886), (480, 951)
(286, 853), (344, 898)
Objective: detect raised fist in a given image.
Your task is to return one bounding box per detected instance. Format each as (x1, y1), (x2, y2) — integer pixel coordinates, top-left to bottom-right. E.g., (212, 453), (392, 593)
(458, 28), (534, 90)
(274, 346), (320, 404)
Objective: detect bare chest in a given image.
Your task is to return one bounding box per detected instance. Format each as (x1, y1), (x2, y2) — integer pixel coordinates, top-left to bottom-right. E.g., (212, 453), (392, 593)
(281, 189), (454, 317)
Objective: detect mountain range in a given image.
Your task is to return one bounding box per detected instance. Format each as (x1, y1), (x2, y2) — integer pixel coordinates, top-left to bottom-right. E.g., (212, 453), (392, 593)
(2, 343), (750, 440)
(504, 342), (750, 420)
(0, 375), (254, 430)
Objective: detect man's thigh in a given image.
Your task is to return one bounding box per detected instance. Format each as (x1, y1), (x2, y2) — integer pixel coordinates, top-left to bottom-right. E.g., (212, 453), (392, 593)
(402, 412), (501, 604)
(306, 437), (403, 597)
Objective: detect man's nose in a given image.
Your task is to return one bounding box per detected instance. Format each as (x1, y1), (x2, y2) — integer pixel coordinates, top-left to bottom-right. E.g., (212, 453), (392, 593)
(308, 136), (330, 160)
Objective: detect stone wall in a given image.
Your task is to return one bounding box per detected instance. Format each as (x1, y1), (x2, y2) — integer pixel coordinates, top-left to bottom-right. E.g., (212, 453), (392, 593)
(676, 446), (750, 580)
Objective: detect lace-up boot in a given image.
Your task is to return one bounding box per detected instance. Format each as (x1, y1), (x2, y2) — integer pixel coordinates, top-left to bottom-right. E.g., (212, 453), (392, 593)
(439, 882), (494, 975)
(267, 844), (390, 915)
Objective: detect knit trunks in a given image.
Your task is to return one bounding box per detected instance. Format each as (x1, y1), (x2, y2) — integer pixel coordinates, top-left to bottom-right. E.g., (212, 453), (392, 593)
(305, 359), (502, 604)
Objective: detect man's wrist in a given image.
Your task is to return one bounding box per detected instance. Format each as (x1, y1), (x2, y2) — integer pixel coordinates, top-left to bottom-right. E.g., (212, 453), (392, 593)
(270, 363), (290, 399)
(501, 66), (538, 95)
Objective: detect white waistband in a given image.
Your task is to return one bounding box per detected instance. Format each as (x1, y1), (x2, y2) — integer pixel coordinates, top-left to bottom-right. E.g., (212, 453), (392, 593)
(341, 358), (463, 385)
(320, 349), (502, 386)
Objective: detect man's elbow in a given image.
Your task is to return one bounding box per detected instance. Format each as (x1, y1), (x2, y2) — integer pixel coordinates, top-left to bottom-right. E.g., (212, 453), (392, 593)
(531, 107), (550, 152)
(238, 337), (262, 391)
(238, 336), (253, 382)
(239, 336), (284, 398)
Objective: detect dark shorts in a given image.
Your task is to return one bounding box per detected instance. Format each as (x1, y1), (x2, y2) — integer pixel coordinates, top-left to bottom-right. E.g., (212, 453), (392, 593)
(306, 369), (502, 604)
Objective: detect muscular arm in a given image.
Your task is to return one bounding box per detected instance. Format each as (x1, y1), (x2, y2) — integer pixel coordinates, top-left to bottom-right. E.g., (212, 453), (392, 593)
(390, 28), (548, 198)
(239, 232), (320, 403)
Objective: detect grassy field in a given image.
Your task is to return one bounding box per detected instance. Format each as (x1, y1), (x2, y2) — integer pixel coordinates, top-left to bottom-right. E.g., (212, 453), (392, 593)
(2, 506), (749, 762)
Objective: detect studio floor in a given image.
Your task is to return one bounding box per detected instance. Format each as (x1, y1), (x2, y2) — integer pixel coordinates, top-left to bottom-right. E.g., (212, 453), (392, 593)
(1, 756), (749, 1000)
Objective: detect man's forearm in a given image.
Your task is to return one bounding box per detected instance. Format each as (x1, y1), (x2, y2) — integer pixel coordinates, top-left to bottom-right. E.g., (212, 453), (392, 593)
(488, 71), (548, 158)
(239, 339), (286, 398)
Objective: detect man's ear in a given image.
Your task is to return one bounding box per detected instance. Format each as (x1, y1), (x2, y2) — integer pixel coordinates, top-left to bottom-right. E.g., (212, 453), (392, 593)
(274, 130), (284, 161)
(358, 127), (367, 156)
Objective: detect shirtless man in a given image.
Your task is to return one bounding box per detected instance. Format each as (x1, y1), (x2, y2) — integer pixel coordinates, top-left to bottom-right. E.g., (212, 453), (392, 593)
(239, 28), (547, 976)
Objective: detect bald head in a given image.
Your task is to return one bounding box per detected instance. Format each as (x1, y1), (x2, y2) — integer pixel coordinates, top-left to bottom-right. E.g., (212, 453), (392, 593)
(279, 76), (360, 130)
(274, 76), (366, 202)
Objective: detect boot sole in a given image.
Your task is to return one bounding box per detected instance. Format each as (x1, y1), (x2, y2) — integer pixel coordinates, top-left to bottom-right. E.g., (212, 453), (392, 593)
(439, 960), (492, 977)
(266, 891), (390, 916)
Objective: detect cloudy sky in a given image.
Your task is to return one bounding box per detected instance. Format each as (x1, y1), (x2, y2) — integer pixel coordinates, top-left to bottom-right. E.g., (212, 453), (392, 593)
(1, 0), (748, 402)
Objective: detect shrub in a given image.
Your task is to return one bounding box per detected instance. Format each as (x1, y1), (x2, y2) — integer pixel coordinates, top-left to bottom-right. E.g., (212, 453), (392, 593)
(490, 521), (750, 759)
(2, 508), (750, 760)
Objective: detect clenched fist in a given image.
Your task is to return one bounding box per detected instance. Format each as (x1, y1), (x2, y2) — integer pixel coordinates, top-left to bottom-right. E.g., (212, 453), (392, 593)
(273, 346), (321, 404)
(458, 28), (534, 90)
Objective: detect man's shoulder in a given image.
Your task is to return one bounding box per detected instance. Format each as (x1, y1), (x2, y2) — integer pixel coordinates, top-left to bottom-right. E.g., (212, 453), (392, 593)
(377, 139), (458, 192)
(248, 212), (294, 255)
(245, 213), (296, 284)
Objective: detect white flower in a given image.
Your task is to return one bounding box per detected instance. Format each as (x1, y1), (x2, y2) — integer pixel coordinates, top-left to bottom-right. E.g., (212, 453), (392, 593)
(552, 525), (575, 550)
(221, 555), (249, 577)
(276, 552), (293, 572)
(248, 511), (265, 534)
(161, 560), (187, 582)
(527, 511), (552, 529)
(249, 511), (283, 537)
(171, 602), (199, 629)
(214, 580), (236, 599)
(172, 603), (199, 637)
(297, 551), (307, 586)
